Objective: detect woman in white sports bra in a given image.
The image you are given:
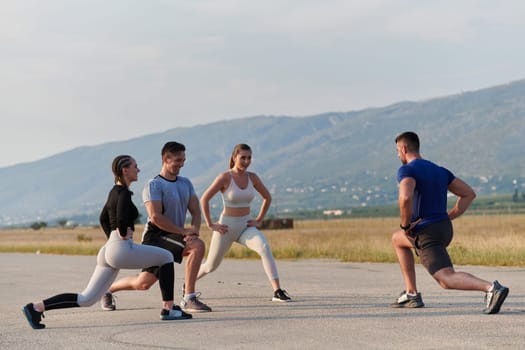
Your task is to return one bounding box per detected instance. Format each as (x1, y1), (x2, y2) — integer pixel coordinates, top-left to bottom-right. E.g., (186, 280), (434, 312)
(198, 143), (291, 302)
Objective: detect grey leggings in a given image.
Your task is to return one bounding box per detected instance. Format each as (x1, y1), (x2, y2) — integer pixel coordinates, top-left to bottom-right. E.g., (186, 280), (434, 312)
(197, 214), (279, 281)
(43, 230), (174, 310)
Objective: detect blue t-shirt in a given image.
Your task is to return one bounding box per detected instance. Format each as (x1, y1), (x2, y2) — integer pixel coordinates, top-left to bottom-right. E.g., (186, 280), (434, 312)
(142, 174), (196, 227)
(397, 159), (455, 232)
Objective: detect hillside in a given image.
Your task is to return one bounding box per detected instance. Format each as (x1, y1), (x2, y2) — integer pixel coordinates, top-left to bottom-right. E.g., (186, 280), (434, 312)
(1, 79), (524, 226)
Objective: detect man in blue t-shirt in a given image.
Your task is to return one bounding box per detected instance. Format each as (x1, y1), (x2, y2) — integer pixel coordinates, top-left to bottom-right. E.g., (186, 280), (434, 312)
(390, 131), (508, 314)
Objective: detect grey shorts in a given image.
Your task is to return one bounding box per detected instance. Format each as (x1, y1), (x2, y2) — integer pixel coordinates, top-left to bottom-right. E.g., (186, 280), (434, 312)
(414, 220), (454, 275)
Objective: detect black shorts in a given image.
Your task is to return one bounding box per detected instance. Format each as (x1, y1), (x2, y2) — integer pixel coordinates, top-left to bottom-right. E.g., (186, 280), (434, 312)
(141, 224), (186, 276)
(414, 220), (454, 275)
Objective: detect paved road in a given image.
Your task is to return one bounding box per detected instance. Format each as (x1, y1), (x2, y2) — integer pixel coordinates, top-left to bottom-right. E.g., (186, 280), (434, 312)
(1, 253), (523, 349)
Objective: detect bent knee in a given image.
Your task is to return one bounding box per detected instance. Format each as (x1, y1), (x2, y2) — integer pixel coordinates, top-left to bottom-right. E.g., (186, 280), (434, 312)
(194, 238), (205, 251)
(392, 231), (413, 248)
(138, 283), (152, 291)
(391, 231), (402, 245)
(185, 238), (205, 254)
(131, 282), (151, 291)
(433, 268), (454, 289)
(441, 282), (452, 289)
(434, 278), (452, 289)
(132, 276), (156, 291)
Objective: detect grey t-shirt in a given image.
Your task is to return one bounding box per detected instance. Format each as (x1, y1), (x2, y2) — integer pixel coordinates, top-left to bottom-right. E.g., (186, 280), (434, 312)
(142, 174), (196, 227)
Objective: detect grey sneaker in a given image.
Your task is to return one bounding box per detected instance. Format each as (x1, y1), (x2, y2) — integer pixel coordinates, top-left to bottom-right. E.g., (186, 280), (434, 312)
(272, 289), (292, 302)
(180, 294), (212, 312)
(390, 291), (424, 308)
(101, 292), (116, 311)
(483, 280), (509, 314)
(160, 305), (192, 320)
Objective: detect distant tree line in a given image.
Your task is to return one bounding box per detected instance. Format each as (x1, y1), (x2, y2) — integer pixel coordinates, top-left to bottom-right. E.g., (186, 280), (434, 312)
(29, 214), (143, 230)
(24, 197), (525, 231)
(30, 221), (48, 230)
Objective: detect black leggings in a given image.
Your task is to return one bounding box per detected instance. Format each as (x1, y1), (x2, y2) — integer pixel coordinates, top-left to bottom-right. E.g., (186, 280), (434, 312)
(43, 230), (174, 311)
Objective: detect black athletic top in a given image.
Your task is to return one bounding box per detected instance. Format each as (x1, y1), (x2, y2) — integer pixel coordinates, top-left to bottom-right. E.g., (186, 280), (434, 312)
(99, 185), (139, 238)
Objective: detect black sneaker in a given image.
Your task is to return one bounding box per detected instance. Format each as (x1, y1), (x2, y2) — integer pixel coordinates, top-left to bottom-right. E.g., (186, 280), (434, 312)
(101, 292), (116, 311)
(22, 303), (45, 329)
(272, 289), (292, 302)
(160, 305), (193, 320)
(390, 291), (424, 308)
(483, 280), (509, 314)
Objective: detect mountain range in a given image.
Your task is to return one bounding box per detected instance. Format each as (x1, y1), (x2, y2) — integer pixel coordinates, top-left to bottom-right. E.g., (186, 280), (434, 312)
(1, 79), (524, 227)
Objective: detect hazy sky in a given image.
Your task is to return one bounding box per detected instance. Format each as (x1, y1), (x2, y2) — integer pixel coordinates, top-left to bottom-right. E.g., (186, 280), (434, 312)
(1, 0), (524, 167)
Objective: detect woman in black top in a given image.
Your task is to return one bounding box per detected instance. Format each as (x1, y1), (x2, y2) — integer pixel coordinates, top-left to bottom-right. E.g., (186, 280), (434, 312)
(22, 155), (190, 329)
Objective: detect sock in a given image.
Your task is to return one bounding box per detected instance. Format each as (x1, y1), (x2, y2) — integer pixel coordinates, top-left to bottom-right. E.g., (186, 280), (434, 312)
(184, 293), (196, 301)
(33, 303), (45, 313)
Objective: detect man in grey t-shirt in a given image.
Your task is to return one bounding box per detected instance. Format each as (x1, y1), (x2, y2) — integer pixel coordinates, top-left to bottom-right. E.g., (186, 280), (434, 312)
(102, 141), (211, 313)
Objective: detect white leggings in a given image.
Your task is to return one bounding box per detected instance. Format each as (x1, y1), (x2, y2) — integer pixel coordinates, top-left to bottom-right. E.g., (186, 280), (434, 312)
(197, 214), (279, 282)
(76, 230), (173, 306)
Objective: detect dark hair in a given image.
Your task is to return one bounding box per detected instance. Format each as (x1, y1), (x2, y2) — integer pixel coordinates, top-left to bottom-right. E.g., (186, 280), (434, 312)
(161, 141), (186, 156)
(229, 143), (251, 168)
(395, 131), (420, 152)
(112, 155), (133, 184)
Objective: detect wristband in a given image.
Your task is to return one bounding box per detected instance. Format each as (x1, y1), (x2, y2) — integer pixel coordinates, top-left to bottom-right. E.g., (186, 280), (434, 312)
(400, 223), (411, 231)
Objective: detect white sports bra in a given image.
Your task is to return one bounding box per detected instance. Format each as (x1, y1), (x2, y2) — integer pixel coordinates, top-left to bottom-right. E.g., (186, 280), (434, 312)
(221, 172), (255, 208)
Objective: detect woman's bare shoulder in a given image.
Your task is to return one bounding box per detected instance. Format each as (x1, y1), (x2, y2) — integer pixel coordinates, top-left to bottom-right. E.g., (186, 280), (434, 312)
(215, 170), (232, 182)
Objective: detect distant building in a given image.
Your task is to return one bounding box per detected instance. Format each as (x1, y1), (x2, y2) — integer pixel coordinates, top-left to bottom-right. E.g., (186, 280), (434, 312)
(323, 210), (343, 216)
(261, 218), (294, 229)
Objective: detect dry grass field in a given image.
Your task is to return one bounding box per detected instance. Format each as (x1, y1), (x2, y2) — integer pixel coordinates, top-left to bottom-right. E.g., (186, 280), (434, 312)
(1, 214), (524, 266)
